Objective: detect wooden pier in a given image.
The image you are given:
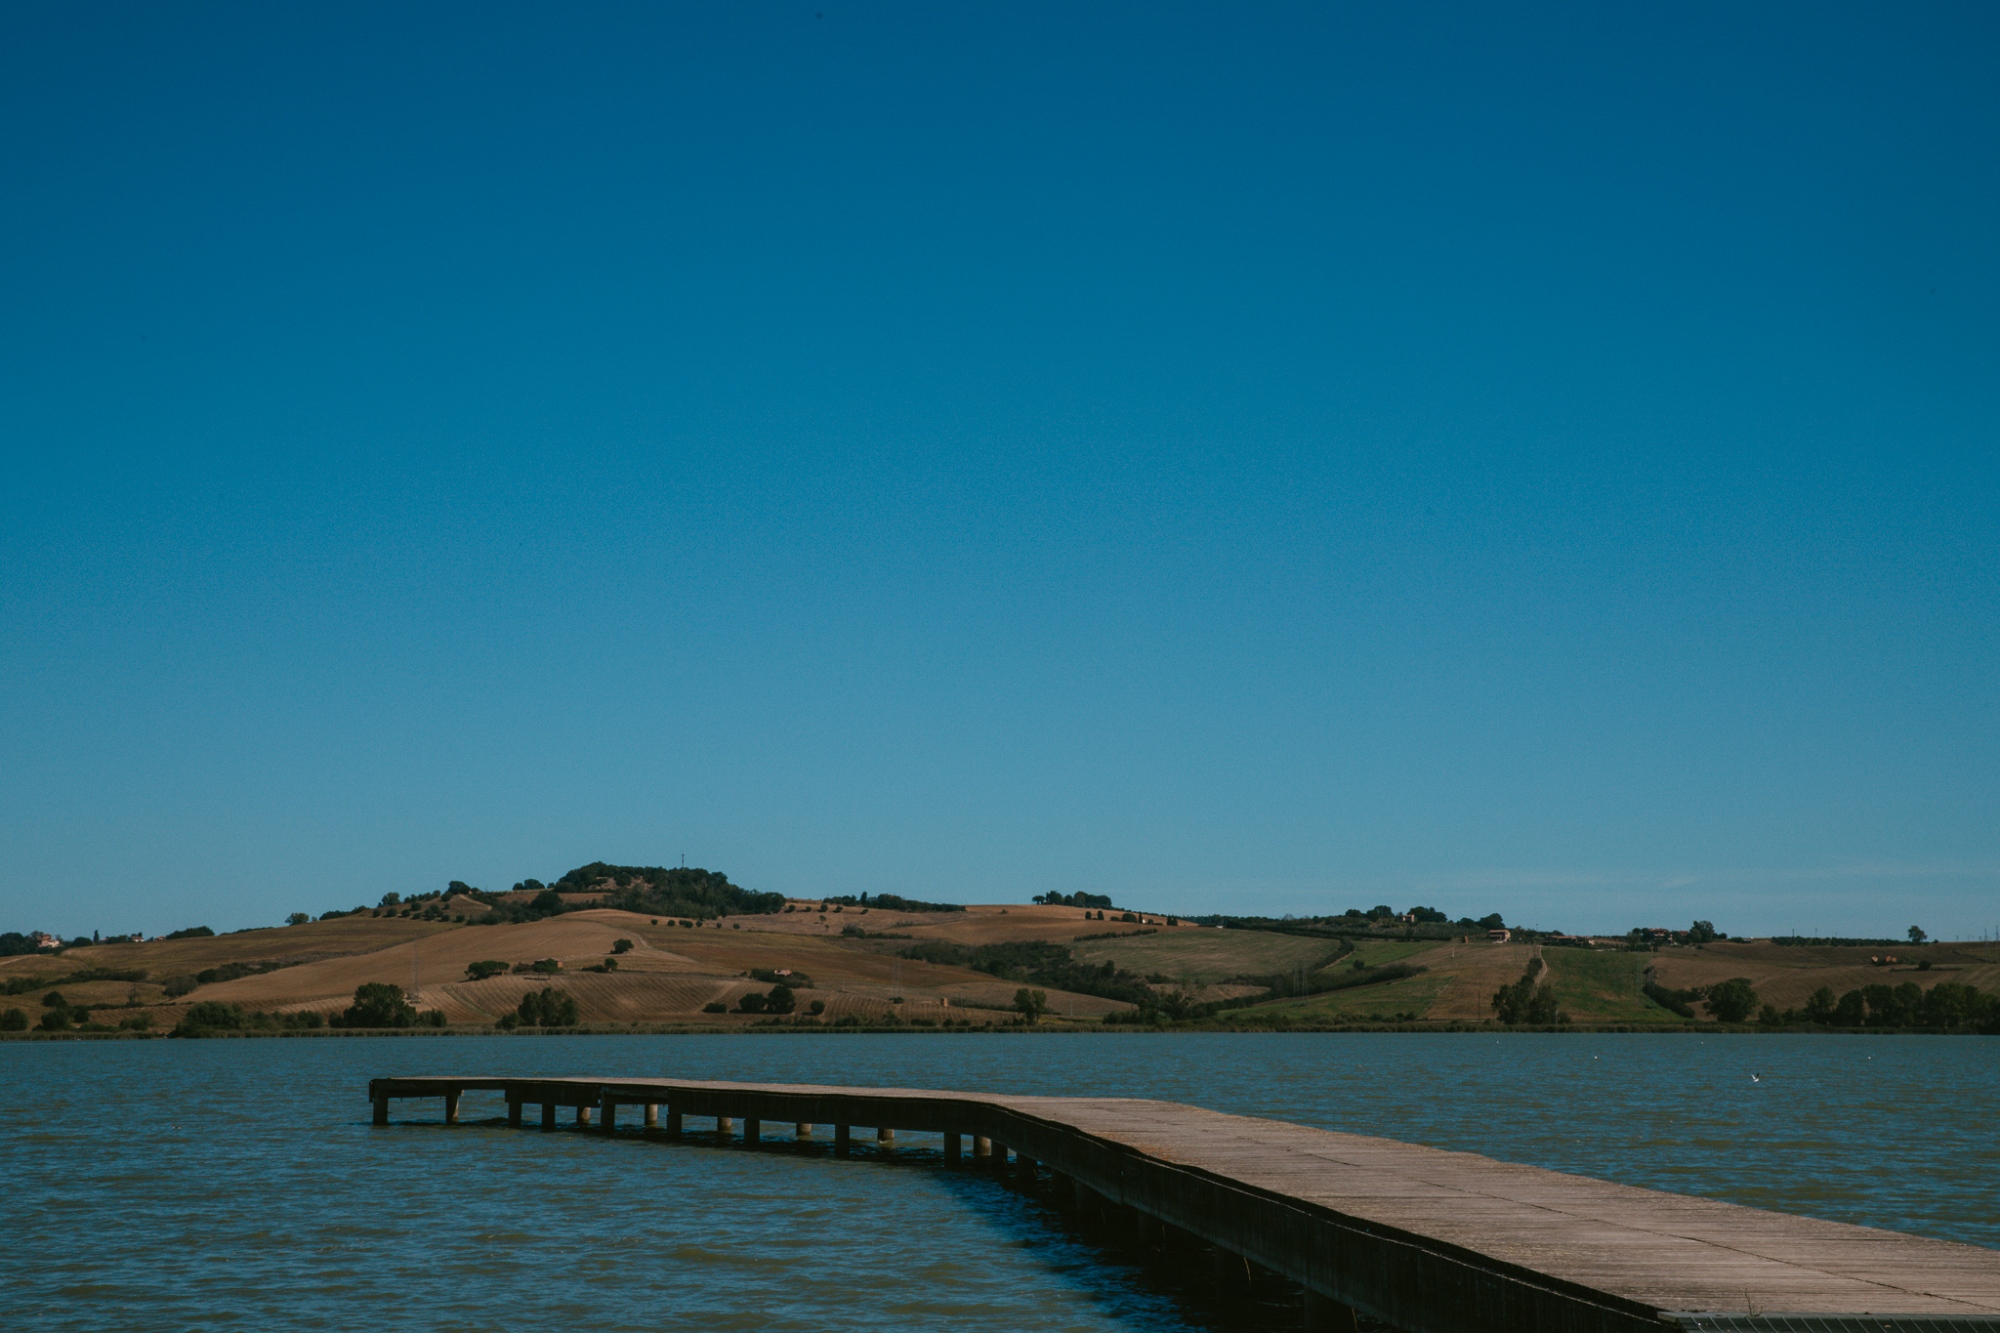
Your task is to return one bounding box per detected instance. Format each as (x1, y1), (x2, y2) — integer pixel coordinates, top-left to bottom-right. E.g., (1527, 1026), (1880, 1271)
(367, 1075), (2000, 1333)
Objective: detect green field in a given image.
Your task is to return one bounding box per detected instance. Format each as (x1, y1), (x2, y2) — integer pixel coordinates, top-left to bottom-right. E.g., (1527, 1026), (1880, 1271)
(1071, 929), (1341, 983)
(1338, 939), (1440, 970)
(1209, 970), (1449, 1025)
(1543, 948), (1678, 1023)
(1200, 941), (1450, 1024)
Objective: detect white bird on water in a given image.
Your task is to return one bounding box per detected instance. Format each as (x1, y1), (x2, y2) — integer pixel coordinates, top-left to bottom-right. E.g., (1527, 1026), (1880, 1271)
(1750, 1072), (1761, 1083)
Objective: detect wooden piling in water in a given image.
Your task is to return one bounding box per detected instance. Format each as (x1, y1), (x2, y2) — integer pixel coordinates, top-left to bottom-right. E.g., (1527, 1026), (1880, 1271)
(1076, 1181), (1106, 1228)
(1305, 1292), (1360, 1333)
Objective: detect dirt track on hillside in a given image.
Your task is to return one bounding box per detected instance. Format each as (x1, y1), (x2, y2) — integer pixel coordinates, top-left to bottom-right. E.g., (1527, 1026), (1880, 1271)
(1424, 942), (1535, 1020)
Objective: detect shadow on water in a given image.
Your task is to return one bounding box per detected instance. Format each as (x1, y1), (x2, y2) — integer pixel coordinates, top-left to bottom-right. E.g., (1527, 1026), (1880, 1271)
(414, 1110), (1362, 1333)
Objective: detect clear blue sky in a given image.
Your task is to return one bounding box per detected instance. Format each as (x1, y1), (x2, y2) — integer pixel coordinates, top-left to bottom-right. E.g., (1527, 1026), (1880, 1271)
(2, 2), (1995, 940)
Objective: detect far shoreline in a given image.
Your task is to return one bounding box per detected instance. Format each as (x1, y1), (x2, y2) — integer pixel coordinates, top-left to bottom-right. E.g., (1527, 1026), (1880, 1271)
(4, 1022), (1993, 1042)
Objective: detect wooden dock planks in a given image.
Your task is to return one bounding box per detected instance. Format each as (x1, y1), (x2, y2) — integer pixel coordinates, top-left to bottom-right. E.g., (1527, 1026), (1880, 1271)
(368, 1075), (2000, 1333)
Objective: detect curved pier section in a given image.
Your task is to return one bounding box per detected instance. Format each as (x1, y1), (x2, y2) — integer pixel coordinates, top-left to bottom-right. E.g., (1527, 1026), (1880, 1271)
(367, 1075), (2000, 1333)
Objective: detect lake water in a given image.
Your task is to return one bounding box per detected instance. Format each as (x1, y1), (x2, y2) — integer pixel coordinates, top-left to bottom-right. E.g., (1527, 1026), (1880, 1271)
(4, 1033), (1995, 1331)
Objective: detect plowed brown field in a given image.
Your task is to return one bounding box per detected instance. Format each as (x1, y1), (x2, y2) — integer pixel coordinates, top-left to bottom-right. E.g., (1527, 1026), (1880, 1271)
(0, 916), (454, 986)
(1419, 942), (1540, 1020)
(124, 907), (1120, 1026)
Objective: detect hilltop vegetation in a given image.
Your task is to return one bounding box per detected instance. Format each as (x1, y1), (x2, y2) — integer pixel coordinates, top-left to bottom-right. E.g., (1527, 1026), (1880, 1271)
(557, 863), (787, 919)
(824, 892), (962, 913)
(467, 864), (785, 922)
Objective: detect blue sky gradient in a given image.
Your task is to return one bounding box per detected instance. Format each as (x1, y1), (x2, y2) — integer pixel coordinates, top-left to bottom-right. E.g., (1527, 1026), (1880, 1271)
(2, 2), (1996, 938)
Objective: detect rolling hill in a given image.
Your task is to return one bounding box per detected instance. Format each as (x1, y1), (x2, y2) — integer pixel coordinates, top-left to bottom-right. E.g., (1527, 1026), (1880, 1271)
(3, 900), (1995, 1033)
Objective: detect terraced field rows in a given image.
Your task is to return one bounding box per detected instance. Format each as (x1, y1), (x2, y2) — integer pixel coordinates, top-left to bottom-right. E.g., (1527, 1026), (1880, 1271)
(435, 973), (737, 1024)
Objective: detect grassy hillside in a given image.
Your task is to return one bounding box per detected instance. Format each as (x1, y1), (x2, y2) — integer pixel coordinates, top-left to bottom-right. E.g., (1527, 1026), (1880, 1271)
(1069, 928), (1336, 983)
(5, 902), (1995, 1035)
(1543, 949), (1678, 1024)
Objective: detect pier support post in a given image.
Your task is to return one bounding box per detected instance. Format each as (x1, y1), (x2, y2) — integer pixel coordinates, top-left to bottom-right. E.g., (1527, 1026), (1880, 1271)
(835, 1124), (851, 1157)
(576, 1104), (592, 1128)
(666, 1108), (683, 1137)
(373, 1094), (388, 1126)
(990, 1143), (1010, 1171)
(1304, 1292), (1359, 1333)
(795, 1122), (812, 1138)
(972, 1135), (991, 1159)
(945, 1132), (962, 1163)
(541, 1102), (556, 1132)
(599, 1092), (616, 1133)
(1017, 1154), (1037, 1183)
(877, 1126), (895, 1147)
(745, 1118), (761, 1146)
(644, 1104), (659, 1129)
(716, 1116), (734, 1140)
(1136, 1212), (1169, 1265)
(444, 1089), (461, 1125)
(508, 1099), (523, 1128)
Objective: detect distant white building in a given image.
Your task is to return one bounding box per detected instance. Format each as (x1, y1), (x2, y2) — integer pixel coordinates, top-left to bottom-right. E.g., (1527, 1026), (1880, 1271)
(31, 932), (61, 950)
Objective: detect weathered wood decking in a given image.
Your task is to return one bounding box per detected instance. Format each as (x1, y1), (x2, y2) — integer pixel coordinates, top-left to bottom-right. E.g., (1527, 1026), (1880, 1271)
(367, 1075), (2000, 1333)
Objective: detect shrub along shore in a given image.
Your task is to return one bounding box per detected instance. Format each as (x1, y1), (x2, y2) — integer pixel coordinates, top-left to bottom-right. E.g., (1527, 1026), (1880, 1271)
(4, 974), (1995, 1041)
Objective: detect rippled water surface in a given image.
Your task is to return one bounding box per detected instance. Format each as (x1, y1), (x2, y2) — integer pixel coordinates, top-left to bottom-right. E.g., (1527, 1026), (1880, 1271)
(4, 1033), (1995, 1331)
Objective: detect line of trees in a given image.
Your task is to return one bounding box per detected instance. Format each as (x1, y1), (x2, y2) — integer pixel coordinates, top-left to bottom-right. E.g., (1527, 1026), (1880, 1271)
(1634, 973), (2000, 1030)
(1492, 958), (1566, 1024)
(735, 984), (795, 1014)
(822, 892), (963, 913)
(507, 986), (579, 1028)
(565, 864), (785, 919)
(331, 982), (442, 1029)
(899, 940), (1158, 1009)
(1779, 980), (1997, 1030)
(174, 1002), (325, 1037)
(1030, 892), (1114, 909)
